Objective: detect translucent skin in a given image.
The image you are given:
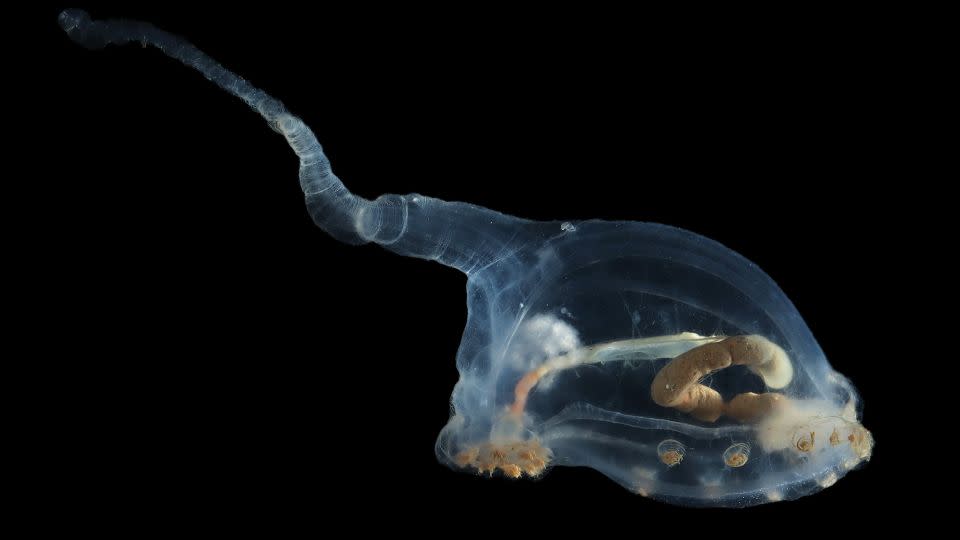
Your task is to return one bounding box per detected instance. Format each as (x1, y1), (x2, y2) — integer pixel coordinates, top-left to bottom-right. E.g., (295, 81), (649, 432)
(438, 221), (872, 506)
(60, 10), (872, 507)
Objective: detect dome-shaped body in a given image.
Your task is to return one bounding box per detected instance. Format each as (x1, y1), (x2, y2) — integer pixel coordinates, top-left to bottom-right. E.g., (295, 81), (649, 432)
(435, 220), (872, 507)
(60, 9), (872, 507)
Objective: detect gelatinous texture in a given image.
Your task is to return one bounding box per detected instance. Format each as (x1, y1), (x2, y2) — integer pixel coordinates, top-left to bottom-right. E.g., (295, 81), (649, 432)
(60, 10), (873, 507)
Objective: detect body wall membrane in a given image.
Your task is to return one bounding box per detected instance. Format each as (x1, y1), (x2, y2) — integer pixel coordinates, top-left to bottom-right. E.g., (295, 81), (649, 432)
(53, 6), (892, 517)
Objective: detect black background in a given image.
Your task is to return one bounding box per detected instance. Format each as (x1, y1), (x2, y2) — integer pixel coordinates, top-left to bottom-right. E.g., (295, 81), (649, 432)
(39, 3), (916, 531)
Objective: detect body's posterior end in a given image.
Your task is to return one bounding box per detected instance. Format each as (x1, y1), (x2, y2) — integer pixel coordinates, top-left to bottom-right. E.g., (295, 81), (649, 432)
(58, 9), (104, 49)
(58, 9), (89, 32)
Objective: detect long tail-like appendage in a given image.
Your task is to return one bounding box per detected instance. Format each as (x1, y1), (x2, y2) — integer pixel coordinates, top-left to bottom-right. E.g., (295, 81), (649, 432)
(58, 9), (367, 245)
(59, 9), (530, 272)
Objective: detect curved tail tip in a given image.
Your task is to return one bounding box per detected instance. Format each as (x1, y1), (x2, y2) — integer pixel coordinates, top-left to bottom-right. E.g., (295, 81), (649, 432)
(58, 9), (91, 33)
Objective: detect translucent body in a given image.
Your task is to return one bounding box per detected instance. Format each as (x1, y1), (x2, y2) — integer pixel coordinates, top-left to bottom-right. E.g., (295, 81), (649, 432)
(60, 10), (873, 507)
(436, 222), (872, 506)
